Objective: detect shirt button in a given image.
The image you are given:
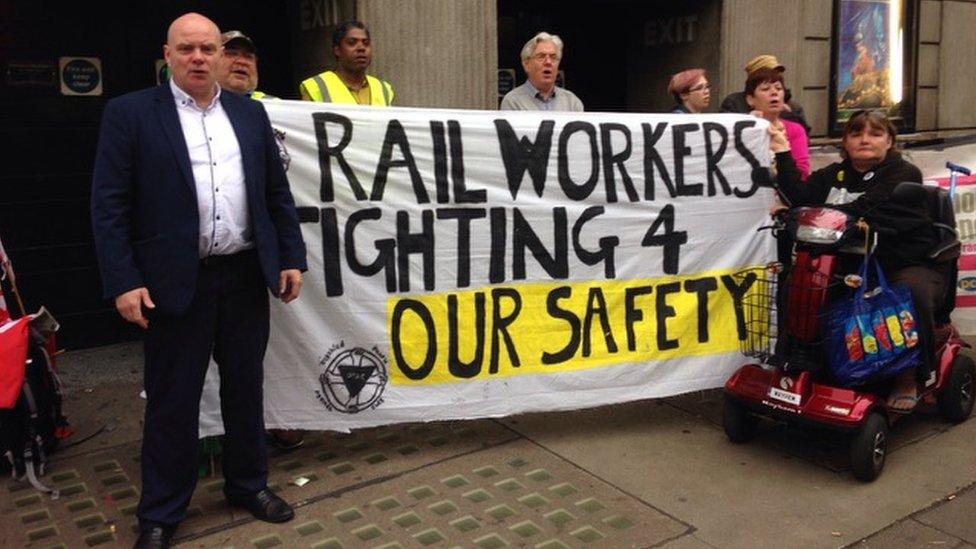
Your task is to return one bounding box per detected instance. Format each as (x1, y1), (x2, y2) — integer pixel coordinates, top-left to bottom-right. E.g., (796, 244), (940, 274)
(216, 216), (221, 220)
(212, 162), (216, 166)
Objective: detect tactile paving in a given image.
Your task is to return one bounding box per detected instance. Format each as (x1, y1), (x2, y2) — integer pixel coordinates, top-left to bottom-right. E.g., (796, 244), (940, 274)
(0, 419), (516, 547)
(184, 438), (688, 548)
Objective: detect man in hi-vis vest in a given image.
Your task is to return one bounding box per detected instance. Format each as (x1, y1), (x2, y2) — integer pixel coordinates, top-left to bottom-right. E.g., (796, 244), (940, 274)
(299, 20), (394, 106)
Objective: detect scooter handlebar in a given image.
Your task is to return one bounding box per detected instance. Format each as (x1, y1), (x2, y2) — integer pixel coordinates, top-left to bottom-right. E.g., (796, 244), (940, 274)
(946, 161), (972, 176)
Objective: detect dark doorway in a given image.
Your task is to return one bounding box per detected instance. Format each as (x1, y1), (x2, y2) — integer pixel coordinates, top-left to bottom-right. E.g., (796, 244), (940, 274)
(497, 0), (722, 113)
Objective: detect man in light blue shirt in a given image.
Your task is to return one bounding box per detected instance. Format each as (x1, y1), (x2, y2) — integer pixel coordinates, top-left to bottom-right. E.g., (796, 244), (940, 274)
(500, 32), (584, 112)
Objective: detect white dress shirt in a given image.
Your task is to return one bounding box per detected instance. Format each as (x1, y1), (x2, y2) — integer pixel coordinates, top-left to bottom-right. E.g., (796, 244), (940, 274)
(170, 80), (253, 258)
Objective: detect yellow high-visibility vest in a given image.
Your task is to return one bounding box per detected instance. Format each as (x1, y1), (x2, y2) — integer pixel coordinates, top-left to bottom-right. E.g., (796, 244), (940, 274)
(250, 90), (277, 100)
(299, 71), (394, 106)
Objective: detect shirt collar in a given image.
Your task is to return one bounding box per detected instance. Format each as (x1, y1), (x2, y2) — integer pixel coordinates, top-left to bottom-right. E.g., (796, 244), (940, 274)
(169, 78), (221, 112)
(526, 81), (556, 102)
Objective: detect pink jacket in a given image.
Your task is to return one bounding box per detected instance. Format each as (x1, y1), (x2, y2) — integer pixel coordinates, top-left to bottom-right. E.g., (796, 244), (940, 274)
(783, 118), (810, 181)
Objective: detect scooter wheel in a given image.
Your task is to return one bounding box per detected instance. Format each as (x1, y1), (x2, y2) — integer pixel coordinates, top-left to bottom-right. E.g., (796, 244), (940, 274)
(850, 411), (887, 482)
(937, 353), (976, 424)
(723, 395), (758, 443)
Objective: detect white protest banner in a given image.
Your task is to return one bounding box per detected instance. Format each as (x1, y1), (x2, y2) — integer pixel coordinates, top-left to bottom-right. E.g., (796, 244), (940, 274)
(200, 102), (774, 435)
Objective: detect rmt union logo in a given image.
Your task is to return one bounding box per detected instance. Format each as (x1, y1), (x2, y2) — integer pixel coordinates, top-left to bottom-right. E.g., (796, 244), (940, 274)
(315, 342), (388, 414)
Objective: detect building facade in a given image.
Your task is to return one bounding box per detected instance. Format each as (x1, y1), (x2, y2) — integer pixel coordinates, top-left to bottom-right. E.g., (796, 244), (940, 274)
(1, 0), (973, 348)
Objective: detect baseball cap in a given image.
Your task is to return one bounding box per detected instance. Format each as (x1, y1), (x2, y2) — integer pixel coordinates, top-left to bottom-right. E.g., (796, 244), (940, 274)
(221, 30), (256, 53)
(744, 54), (785, 74)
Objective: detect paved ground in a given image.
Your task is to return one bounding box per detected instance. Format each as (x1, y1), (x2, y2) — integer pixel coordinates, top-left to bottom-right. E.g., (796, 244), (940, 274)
(3, 342), (975, 548)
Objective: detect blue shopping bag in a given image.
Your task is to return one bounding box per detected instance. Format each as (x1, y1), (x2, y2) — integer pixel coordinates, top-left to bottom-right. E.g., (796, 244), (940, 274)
(826, 256), (921, 386)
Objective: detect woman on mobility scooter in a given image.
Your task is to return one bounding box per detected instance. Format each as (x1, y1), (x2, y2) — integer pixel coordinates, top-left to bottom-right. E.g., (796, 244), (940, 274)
(769, 110), (942, 413)
(724, 110), (973, 481)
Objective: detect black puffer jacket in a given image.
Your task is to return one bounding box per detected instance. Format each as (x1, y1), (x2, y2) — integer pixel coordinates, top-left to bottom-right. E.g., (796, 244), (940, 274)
(775, 150), (939, 272)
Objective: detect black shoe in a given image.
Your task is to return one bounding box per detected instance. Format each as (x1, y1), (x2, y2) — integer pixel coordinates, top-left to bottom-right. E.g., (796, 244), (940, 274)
(227, 488), (295, 523)
(133, 525), (174, 549)
(267, 430), (305, 452)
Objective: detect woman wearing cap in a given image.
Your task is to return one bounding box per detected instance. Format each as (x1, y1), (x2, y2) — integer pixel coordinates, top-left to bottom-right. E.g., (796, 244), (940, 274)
(667, 68), (710, 114)
(771, 110), (941, 413)
(746, 67), (809, 180)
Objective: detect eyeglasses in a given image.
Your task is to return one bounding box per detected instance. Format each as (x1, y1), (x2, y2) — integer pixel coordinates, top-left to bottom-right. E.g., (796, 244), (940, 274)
(688, 83), (711, 93)
(531, 52), (560, 62)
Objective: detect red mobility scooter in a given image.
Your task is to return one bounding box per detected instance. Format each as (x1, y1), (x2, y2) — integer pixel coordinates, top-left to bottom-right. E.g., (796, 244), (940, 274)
(722, 182), (975, 481)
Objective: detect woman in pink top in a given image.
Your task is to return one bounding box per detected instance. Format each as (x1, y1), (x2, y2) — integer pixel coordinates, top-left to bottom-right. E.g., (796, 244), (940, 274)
(745, 68), (810, 180)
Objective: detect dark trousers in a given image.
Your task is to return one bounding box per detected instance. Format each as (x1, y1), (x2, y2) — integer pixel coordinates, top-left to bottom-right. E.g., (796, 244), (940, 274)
(889, 264), (947, 380)
(136, 250), (270, 528)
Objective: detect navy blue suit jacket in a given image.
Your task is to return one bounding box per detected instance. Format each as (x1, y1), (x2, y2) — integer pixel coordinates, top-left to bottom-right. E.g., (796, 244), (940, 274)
(91, 84), (307, 315)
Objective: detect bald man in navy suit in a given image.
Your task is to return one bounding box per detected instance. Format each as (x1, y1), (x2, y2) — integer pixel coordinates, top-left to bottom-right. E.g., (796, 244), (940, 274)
(91, 13), (307, 549)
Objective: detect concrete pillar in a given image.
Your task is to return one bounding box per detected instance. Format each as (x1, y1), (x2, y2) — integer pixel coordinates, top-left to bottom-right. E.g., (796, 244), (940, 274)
(719, 0), (803, 100)
(357, 0), (497, 109)
(938, 1), (976, 129)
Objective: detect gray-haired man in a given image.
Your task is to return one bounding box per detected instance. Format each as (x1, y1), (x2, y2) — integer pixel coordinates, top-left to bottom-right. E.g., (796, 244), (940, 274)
(500, 31), (584, 112)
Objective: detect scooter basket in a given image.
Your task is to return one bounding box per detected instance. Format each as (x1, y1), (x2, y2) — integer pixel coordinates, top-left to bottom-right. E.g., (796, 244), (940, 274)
(733, 263), (831, 371)
(733, 265), (780, 364)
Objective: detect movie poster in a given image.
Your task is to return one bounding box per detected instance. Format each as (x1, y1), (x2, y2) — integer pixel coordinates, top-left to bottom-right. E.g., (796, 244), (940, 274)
(831, 0), (915, 134)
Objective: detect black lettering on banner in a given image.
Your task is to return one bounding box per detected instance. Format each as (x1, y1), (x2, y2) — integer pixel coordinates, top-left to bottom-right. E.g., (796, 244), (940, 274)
(582, 287), (618, 357)
(599, 123), (638, 202)
(436, 208), (487, 288)
(684, 277), (718, 342)
(345, 208), (397, 292)
(391, 299), (436, 380)
(512, 207), (569, 280)
(490, 288), (522, 374)
(655, 281), (681, 350)
(625, 285), (654, 352)
(641, 122), (676, 200)
(557, 121), (600, 201)
(321, 207), (343, 296)
(572, 206), (619, 279)
(641, 204), (688, 275)
(489, 208), (507, 284)
(721, 272), (758, 340)
(449, 121), (486, 204)
(396, 210), (435, 292)
(671, 123), (705, 196)
(494, 119), (555, 199)
(732, 120), (762, 198)
(372, 120), (430, 203)
(430, 121), (451, 203)
(541, 286), (581, 364)
(312, 112), (366, 202)
(447, 293), (486, 378)
(702, 122), (731, 196)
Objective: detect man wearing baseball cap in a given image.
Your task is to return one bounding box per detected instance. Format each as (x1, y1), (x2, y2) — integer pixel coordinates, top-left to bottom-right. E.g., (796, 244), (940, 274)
(720, 54), (810, 134)
(215, 29), (306, 453)
(217, 30), (275, 100)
